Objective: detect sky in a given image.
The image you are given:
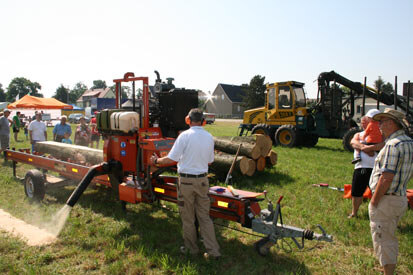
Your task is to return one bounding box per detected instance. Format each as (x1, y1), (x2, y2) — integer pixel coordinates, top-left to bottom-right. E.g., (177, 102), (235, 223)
(0, 0), (412, 100)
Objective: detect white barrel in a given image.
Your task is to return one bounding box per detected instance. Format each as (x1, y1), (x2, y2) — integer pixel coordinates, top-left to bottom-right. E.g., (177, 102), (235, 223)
(110, 112), (140, 133)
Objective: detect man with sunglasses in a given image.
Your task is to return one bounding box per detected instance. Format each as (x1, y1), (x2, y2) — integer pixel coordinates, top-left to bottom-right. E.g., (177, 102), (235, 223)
(368, 108), (413, 275)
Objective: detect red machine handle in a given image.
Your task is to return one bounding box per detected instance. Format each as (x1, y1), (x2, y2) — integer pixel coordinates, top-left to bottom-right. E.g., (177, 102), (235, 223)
(277, 196), (284, 204)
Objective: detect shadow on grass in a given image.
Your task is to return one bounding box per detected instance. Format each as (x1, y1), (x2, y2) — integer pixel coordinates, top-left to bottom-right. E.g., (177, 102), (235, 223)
(312, 145), (348, 153)
(45, 187), (311, 274)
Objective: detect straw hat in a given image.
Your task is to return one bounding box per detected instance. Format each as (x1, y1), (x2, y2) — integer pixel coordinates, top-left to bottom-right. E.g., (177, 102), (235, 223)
(373, 108), (409, 129)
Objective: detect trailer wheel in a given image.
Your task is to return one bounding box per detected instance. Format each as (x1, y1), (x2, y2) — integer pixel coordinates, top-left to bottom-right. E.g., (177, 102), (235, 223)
(275, 125), (297, 147)
(254, 237), (272, 256)
(342, 127), (361, 152)
(24, 169), (46, 201)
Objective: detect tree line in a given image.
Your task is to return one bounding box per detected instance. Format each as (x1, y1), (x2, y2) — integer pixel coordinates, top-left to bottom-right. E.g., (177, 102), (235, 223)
(0, 78), (120, 104)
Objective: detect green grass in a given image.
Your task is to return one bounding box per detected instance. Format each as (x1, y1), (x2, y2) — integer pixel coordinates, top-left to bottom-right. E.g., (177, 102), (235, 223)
(0, 122), (412, 274)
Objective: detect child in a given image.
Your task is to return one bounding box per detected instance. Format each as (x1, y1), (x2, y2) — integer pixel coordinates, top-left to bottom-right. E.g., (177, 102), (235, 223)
(62, 132), (73, 144)
(352, 109), (382, 164)
(24, 123), (28, 140)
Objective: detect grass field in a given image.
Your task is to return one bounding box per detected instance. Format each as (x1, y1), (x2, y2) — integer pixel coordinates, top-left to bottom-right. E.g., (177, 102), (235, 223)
(0, 121), (412, 274)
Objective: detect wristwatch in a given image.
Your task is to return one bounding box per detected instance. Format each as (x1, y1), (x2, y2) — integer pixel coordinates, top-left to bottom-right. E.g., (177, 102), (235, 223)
(154, 158), (158, 165)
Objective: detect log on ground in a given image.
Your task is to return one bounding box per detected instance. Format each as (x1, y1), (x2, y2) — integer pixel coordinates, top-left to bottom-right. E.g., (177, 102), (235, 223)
(34, 141), (103, 165)
(265, 150), (278, 167)
(211, 153), (256, 179)
(215, 134), (272, 158)
(213, 137), (261, 159)
(256, 156), (266, 172)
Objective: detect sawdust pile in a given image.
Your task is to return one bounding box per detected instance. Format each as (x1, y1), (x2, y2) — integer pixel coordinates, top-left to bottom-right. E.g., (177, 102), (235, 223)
(0, 208), (57, 246)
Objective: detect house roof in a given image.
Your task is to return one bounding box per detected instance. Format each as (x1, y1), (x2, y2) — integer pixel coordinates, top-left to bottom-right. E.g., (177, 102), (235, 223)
(218, 84), (246, 103)
(77, 88), (111, 102)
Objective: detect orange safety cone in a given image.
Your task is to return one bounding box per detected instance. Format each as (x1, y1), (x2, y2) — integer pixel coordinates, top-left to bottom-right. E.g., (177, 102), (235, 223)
(343, 184), (372, 199)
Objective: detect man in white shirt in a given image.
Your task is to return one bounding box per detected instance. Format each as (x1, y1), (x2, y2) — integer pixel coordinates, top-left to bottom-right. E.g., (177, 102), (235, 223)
(150, 108), (220, 259)
(28, 113), (47, 152)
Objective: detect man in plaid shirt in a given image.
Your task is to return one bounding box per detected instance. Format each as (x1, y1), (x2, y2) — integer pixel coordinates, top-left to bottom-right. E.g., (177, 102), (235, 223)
(369, 108), (413, 275)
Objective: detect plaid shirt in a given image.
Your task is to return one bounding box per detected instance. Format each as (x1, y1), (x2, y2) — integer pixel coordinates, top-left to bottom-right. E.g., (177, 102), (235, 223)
(369, 129), (413, 196)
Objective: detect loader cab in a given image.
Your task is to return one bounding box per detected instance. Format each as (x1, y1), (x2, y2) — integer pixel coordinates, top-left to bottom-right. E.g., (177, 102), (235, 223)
(265, 81), (307, 123)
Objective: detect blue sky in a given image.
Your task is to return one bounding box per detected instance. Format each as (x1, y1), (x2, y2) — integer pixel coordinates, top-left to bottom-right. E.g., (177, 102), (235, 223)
(0, 0), (412, 99)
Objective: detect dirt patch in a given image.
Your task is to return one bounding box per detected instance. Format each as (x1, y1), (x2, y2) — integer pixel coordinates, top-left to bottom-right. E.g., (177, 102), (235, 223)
(0, 208), (57, 246)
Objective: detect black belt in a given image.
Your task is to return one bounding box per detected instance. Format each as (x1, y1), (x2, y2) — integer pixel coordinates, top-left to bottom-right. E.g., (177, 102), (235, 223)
(179, 173), (207, 178)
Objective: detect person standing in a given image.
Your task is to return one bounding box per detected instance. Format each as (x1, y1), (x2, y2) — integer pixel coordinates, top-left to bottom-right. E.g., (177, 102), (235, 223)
(28, 113), (47, 153)
(0, 109), (11, 160)
(150, 108), (221, 259)
(369, 108), (413, 275)
(12, 111), (21, 142)
(53, 115), (71, 142)
(90, 116), (100, 148)
(348, 110), (384, 218)
(74, 116), (91, 146)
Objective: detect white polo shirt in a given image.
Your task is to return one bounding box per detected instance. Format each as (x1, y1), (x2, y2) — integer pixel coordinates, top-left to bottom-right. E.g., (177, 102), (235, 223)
(167, 126), (214, 175)
(28, 120), (47, 141)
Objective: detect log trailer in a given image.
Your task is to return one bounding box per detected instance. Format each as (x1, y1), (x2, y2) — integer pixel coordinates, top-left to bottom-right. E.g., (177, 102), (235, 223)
(5, 72), (332, 256)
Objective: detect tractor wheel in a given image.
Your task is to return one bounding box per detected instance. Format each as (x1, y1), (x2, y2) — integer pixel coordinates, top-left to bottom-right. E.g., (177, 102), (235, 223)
(254, 237), (273, 256)
(342, 127), (361, 152)
(24, 169), (46, 201)
(302, 133), (319, 147)
(251, 124), (270, 136)
(275, 125), (297, 147)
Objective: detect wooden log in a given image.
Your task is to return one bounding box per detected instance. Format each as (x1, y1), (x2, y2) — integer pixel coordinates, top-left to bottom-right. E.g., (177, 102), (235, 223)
(213, 137), (261, 159)
(34, 141), (103, 165)
(215, 134), (272, 158)
(256, 156), (266, 172)
(239, 156), (256, 176)
(265, 150), (278, 167)
(254, 134), (273, 157)
(210, 153), (243, 179)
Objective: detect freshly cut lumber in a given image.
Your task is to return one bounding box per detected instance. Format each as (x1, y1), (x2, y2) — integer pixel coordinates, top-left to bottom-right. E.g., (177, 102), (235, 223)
(34, 141), (103, 165)
(213, 137), (261, 159)
(256, 156), (266, 172)
(265, 150), (278, 167)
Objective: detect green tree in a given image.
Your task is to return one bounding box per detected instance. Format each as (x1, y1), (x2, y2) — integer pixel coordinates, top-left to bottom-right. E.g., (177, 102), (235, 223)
(0, 84), (6, 102)
(91, 80), (107, 90)
(374, 76), (385, 91)
(53, 84), (70, 103)
(381, 82), (394, 94)
(6, 77), (42, 101)
(70, 82), (88, 104)
(241, 75), (266, 109)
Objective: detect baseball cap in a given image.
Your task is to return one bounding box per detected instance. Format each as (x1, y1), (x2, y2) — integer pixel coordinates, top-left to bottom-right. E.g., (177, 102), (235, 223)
(365, 109), (381, 118)
(373, 108), (409, 129)
(3, 109), (10, 113)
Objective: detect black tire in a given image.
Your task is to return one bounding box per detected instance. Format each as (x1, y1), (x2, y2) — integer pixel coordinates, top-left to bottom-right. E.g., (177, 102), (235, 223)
(24, 169), (46, 201)
(342, 127), (361, 152)
(275, 125), (297, 147)
(302, 133), (319, 147)
(251, 124), (270, 136)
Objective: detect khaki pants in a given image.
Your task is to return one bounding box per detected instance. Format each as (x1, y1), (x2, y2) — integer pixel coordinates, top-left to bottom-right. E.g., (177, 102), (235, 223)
(369, 195), (408, 266)
(178, 176), (220, 257)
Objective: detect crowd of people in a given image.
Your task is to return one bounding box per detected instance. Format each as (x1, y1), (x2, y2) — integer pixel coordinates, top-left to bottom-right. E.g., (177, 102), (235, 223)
(0, 110), (101, 155)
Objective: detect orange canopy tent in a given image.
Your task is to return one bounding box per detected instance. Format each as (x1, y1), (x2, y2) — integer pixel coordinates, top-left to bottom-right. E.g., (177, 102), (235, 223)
(8, 95), (73, 110)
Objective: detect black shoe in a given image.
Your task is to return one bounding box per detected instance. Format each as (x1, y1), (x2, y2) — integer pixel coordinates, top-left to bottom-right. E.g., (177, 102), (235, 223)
(351, 158), (361, 164)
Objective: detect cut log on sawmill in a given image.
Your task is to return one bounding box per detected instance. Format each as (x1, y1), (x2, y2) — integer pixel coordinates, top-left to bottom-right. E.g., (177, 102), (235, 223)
(215, 134), (272, 157)
(213, 137), (261, 159)
(34, 141), (103, 165)
(265, 150), (278, 168)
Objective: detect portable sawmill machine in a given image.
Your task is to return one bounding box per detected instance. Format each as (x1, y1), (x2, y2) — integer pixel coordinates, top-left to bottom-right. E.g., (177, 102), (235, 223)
(6, 72), (333, 256)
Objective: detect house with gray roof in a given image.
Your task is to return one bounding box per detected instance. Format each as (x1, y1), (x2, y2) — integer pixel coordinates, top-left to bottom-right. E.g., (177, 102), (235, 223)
(205, 84), (247, 118)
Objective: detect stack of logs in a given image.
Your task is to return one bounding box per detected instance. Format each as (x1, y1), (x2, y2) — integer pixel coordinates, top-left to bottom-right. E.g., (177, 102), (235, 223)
(211, 134), (277, 179)
(34, 134), (277, 180)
